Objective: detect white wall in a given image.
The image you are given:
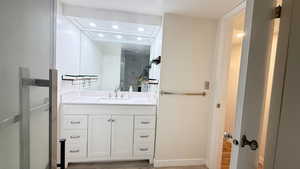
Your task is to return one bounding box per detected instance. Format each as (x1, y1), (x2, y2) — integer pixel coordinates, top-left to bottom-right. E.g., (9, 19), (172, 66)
(56, 17), (81, 75)
(80, 34), (103, 89)
(98, 42), (122, 91)
(149, 28), (162, 93)
(80, 35), (103, 75)
(155, 13), (217, 167)
(56, 17), (105, 92)
(56, 17), (81, 93)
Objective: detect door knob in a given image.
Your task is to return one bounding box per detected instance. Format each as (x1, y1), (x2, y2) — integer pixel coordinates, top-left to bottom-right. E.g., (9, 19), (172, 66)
(240, 135), (259, 151)
(233, 139), (239, 146)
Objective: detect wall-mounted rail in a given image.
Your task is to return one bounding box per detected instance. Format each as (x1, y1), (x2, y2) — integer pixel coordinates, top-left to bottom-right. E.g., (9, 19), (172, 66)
(160, 90), (207, 96)
(0, 102), (49, 129)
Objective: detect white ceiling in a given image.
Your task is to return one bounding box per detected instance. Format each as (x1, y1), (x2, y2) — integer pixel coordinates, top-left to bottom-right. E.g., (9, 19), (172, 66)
(84, 31), (154, 45)
(68, 17), (160, 45)
(62, 0), (243, 19)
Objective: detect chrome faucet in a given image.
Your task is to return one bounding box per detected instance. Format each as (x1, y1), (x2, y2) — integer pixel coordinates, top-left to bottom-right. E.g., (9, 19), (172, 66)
(114, 86), (120, 98)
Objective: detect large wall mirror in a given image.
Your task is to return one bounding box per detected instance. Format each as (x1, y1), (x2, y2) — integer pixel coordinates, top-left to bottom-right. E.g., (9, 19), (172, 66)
(80, 34), (151, 91)
(60, 16), (162, 92)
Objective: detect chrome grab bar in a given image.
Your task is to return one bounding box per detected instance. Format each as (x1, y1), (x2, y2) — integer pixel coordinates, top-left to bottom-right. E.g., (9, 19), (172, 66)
(160, 90), (206, 96)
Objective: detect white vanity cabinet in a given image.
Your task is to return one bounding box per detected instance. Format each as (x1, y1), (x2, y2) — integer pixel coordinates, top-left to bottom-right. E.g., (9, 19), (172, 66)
(111, 115), (134, 160)
(63, 115), (88, 160)
(88, 115), (111, 160)
(61, 104), (156, 164)
(133, 116), (156, 159)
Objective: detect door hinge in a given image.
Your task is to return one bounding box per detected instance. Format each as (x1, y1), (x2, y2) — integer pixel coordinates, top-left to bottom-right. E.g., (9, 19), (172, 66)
(274, 5), (282, 19)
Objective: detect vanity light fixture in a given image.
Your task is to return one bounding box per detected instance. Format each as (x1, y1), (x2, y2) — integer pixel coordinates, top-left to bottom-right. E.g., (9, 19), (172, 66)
(98, 33), (104, 37)
(116, 35), (123, 39)
(112, 25), (119, 29)
(137, 37), (142, 41)
(89, 22), (97, 27)
(138, 27), (145, 32)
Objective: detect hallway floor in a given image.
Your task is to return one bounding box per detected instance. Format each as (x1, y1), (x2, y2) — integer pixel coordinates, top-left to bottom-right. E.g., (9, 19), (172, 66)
(67, 161), (208, 169)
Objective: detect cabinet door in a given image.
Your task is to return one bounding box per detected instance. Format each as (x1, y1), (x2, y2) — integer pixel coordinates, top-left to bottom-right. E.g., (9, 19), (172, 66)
(88, 115), (111, 160)
(111, 115), (134, 160)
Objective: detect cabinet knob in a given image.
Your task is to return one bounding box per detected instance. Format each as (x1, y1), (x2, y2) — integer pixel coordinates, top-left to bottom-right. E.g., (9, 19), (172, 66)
(70, 136), (80, 139)
(108, 119), (115, 122)
(140, 135), (149, 138)
(69, 149), (80, 153)
(70, 121), (80, 124)
(139, 148), (149, 151)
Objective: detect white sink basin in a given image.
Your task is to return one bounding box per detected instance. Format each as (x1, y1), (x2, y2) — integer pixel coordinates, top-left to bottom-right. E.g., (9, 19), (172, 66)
(64, 96), (156, 106)
(98, 96), (129, 101)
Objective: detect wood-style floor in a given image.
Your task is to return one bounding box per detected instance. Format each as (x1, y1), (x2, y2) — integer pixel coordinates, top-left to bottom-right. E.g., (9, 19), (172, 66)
(67, 161), (208, 169)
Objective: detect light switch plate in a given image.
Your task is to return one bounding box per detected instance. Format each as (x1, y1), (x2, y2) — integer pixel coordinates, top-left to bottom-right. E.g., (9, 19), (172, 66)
(204, 81), (210, 90)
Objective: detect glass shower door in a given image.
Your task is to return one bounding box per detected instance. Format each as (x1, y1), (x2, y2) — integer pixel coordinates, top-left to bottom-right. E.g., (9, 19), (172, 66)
(0, 68), (58, 169)
(0, 0), (58, 169)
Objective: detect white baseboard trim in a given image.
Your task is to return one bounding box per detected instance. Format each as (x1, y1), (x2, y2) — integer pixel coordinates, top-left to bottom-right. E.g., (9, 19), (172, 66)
(154, 158), (206, 167)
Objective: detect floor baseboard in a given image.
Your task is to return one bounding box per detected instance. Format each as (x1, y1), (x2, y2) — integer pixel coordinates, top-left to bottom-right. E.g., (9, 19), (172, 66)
(153, 158), (206, 167)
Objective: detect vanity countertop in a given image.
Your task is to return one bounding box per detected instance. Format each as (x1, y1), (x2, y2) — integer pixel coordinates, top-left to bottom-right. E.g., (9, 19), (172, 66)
(62, 96), (157, 106)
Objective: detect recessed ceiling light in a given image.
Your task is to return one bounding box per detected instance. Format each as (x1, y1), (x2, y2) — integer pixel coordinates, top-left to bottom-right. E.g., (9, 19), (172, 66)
(116, 35), (123, 39)
(137, 37), (142, 41)
(138, 27), (145, 32)
(89, 22), (97, 27)
(112, 25), (119, 29)
(98, 33), (104, 37)
(236, 32), (245, 38)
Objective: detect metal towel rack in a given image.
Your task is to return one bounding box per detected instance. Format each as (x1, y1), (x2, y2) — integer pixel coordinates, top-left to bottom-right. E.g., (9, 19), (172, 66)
(0, 101), (49, 129)
(0, 113), (21, 129)
(160, 90), (207, 96)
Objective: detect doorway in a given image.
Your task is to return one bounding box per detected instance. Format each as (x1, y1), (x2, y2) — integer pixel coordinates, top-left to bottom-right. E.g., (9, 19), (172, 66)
(217, 1), (282, 169)
(220, 9), (245, 169)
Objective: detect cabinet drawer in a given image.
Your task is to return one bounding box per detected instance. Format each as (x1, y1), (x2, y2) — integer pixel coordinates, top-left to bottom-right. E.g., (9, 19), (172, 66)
(64, 115), (87, 130)
(65, 130), (87, 144)
(134, 130), (155, 143)
(134, 143), (154, 157)
(135, 116), (155, 129)
(66, 142), (87, 159)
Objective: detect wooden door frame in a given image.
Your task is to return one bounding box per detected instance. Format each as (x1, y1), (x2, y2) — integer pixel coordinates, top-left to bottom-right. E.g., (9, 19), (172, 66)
(207, 2), (246, 169)
(264, 0), (294, 168)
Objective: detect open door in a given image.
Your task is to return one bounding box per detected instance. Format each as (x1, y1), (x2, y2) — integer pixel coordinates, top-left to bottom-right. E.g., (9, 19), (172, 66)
(230, 0), (282, 168)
